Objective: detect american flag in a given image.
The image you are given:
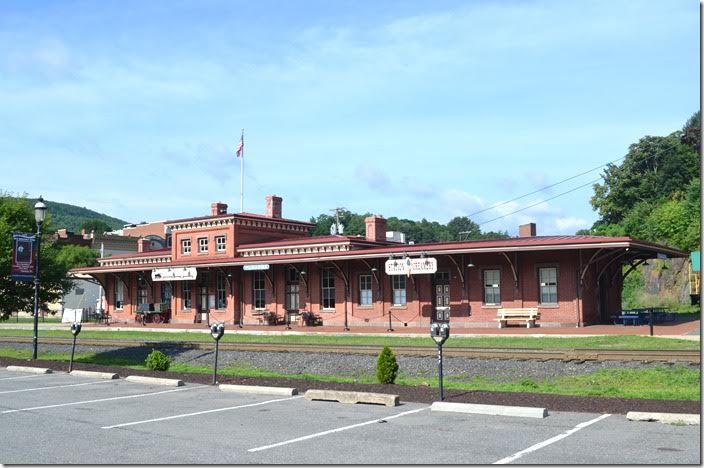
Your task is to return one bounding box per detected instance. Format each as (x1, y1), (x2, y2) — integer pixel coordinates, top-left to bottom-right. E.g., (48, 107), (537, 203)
(235, 137), (244, 158)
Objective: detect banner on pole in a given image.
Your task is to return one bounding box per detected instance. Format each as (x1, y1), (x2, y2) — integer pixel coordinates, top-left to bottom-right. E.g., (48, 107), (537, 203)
(11, 232), (36, 282)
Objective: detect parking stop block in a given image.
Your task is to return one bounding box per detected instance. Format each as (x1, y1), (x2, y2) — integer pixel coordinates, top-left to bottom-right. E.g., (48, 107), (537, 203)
(70, 370), (119, 380)
(6, 366), (53, 374)
(125, 375), (184, 386)
(305, 389), (399, 407)
(219, 384), (297, 396)
(627, 412), (700, 425)
(431, 401), (548, 418)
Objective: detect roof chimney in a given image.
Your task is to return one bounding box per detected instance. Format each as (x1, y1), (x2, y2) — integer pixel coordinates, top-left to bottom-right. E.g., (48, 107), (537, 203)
(365, 215), (387, 242)
(211, 202), (228, 216)
(266, 195), (282, 219)
(519, 223), (536, 237)
(137, 238), (150, 253)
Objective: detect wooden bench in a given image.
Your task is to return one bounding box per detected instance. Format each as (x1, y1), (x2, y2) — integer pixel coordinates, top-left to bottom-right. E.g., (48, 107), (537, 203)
(495, 308), (540, 328)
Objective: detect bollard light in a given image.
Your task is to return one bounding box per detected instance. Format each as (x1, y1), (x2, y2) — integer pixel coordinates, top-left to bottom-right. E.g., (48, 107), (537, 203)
(210, 322), (225, 384)
(68, 321), (81, 372)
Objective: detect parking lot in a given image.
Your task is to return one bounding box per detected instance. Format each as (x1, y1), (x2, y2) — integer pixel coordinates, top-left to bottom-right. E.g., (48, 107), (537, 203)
(0, 368), (699, 464)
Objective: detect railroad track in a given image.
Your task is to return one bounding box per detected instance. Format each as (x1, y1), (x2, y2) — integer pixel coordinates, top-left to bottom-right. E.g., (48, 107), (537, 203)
(0, 336), (699, 364)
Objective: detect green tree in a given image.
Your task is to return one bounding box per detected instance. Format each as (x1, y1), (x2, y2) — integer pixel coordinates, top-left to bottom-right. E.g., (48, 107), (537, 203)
(80, 219), (112, 234)
(0, 195), (83, 320)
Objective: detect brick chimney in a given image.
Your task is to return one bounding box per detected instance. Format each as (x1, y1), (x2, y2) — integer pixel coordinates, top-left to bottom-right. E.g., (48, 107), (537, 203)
(519, 223), (536, 237)
(365, 215), (387, 242)
(211, 202), (228, 216)
(137, 238), (150, 253)
(266, 195), (282, 219)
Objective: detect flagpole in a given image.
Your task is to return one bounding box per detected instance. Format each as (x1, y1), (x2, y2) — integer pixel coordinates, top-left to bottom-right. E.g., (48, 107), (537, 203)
(239, 129), (244, 213)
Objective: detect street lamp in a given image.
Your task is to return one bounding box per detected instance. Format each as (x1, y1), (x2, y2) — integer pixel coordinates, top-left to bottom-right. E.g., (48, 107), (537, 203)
(31, 196), (47, 360)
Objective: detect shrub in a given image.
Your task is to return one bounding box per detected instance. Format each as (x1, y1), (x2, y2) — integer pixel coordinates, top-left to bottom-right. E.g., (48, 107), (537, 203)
(145, 349), (171, 371)
(376, 346), (399, 384)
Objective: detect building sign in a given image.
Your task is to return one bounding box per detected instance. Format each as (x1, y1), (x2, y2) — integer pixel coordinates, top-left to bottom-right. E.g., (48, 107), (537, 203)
(11, 232), (36, 282)
(385, 257), (438, 275)
(151, 267), (197, 281)
(243, 264), (270, 271)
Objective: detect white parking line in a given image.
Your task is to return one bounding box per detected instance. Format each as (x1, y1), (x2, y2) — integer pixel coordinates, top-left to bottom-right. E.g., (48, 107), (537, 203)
(0, 379), (114, 394)
(102, 395), (303, 429)
(2, 385), (208, 414)
(248, 407), (429, 453)
(493, 413), (612, 464)
(0, 374), (43, 381)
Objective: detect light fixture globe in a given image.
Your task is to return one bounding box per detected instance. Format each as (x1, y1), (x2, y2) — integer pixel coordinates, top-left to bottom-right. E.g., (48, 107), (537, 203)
(34, 196), (47, 225)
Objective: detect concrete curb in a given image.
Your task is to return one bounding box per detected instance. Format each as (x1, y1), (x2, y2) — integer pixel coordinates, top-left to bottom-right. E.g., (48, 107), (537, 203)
(304, 389), (399, 407)
(431, 401), (548, 418)
(125, 375), (183, 386)
(626, 411), (700, 425)
(70, 370), (119, 380)
(219, 384), (297, 396)
(6, 365), (52, 374)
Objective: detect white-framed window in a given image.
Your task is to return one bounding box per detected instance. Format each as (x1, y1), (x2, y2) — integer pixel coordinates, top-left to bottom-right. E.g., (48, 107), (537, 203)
(359, 274), (372, 306)
(253, 271), (266, 310)
(539, 267), (558, 304)
(321, 268), (335, 310)
(216, 272), (227, 309)
(215, 235), (226, 252)
(392, 275), (406, 306)
(198, 237), (208, 253)
(182, 282), (192, 309)
(181, 238), (191, 255)
(114, 278), (124, 309)
(483, 269), (501, 305)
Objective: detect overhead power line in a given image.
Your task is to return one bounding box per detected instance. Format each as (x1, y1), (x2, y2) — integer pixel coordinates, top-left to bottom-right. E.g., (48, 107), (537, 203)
(467, 156), (626, 219)
(477, 178), (601, 227)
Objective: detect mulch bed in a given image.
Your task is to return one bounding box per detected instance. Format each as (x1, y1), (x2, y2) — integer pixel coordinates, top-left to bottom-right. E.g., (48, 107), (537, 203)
(2, 356), (699, 415)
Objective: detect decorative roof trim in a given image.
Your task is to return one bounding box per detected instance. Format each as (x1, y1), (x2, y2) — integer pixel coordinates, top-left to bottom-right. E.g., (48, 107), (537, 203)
(238, 242), (351, 257)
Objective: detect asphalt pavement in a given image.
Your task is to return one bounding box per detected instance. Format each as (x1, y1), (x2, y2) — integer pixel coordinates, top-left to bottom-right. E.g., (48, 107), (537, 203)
(0, 367), (699, 464)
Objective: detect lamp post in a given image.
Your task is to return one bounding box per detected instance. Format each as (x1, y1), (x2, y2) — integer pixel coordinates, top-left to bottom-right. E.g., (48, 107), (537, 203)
(31, 196), (47, 360)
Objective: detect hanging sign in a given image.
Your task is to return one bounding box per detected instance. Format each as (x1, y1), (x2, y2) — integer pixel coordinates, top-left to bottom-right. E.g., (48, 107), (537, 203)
(243, 264), (270, 271)
(151, 267), (197, 281)
(11, 232), (36, 282)
(385, 257), (438, 275)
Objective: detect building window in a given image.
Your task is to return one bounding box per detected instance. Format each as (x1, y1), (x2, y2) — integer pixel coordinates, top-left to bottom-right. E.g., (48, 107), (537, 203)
(137, 277), (148, 305)
(285, 268), (300, 311)
(392, 276), (406, 306)
(114, 278), (124, 309)
(539, 267), (558, 304)
(198, 237), (208, 253)
(321, 268), (335, 310)
(161, 283), (172, 306)
(216, 236), (226, 252)
(483, 269), (501, 305)
(359, 274), (372, 306)
(216, 272), (227, 309)
(182, 282), (192, 310)
(253, 271), (266, 310)
(181, 238), (191, 255)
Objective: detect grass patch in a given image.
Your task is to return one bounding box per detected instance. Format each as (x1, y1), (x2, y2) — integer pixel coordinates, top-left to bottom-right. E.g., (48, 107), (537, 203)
(1, 348), (698, 401)
(0, 328), (698, 350)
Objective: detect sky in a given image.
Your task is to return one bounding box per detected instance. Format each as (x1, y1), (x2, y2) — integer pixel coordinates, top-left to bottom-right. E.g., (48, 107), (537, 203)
(0, 0), (698, 236)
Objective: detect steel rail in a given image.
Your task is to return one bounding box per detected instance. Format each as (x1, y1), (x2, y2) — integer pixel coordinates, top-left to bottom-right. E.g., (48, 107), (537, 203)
(0, 336), (698, 363)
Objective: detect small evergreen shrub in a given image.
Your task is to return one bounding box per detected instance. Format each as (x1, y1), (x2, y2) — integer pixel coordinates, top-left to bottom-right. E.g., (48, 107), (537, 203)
(145, 349), (171, 371)
(376, 346), (399, 384)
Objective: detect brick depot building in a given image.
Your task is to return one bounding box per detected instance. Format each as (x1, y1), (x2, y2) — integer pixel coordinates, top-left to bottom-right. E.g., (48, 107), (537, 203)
(73, 196), (685, 328)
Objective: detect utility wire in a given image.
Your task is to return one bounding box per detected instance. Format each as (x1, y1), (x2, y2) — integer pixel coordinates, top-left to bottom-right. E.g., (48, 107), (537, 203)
(467, 156), (626, 218)
(477, 177), (602, 227)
